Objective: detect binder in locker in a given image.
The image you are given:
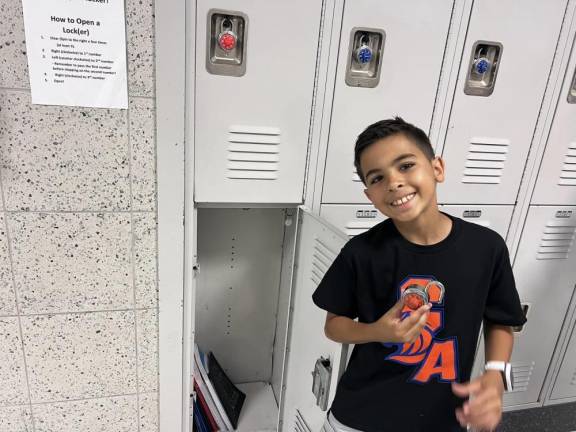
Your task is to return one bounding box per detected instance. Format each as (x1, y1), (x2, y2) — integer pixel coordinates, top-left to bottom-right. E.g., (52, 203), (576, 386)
(438, 0), (568, 205)
(194, 0), (323, 203)
(503, 206), (576, 407)
(322, 0), (453, 204)
(532, 36), (576, 205)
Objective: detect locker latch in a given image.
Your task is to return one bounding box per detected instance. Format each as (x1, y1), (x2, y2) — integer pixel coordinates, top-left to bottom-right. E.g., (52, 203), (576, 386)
(345, 28), (385, 88)
(311, 357), (332, 411)
(568, 66), (576, 104)
(206, 9), (247, 77)
(464, 41), (502, 96)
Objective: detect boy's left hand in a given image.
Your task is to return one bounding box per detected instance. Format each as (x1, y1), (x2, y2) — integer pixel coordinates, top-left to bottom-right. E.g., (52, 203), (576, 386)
(452, 371), (504, 431)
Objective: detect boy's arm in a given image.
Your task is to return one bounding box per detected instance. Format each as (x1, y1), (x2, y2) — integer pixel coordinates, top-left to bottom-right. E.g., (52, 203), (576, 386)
(452, 322), (513, 430)
(324, 300), (431, 345)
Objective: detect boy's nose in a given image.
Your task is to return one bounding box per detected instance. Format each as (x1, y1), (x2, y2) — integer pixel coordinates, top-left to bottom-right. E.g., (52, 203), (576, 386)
(388, 181), (404, 192)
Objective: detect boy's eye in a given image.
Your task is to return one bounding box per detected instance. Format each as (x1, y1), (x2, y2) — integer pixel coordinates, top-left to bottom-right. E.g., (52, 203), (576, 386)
(369, 175), (383, 185)
(400, 162), (415, 171)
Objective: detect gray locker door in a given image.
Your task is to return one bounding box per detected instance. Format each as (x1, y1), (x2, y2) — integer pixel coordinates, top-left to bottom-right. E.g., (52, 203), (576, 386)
(549, 319), (576, 401)
(322, 0), (453, 204)
(320, 204), (386, 237)
(281, 209), (348, 432)
(439, 0), (567, 205)
(194, 0), (322, 203)
(533, 37), (576, 205)
(440, 205), (513, 240)
(505, 206), (576, 406)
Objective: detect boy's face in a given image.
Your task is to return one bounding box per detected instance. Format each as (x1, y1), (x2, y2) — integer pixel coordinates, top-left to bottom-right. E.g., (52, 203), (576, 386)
(360, 134), (445, 224)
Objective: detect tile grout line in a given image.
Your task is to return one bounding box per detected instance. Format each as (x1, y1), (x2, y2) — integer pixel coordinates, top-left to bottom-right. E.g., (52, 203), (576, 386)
(3, 210), (154, 214)
(0, 391), (157, 408)
(127, 95), (143, 432)
(0, 171), (37, 431)
(0, 306), (158, 319)
(0, 86), (154, 100)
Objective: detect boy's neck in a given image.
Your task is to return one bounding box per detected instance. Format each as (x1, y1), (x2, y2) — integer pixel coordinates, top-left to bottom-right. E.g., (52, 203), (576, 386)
(392, 207), (452, 246)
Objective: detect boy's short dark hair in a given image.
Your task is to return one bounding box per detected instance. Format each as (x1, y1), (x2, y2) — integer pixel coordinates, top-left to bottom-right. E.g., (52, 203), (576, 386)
(354, 117), (435, 184)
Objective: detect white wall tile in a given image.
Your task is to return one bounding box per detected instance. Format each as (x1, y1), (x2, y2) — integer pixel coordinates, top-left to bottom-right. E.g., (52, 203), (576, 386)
(9, 212), (133, 315)
(139, 393), (158, 432)
(126, 0), (154, 97)
(0, 213), (16, 316)
(133, 212), (157, 308)
(0, 405), (33, 432)
(34, 395), (138, 432)
(0, 318), (29, 406)
(0, 90), (130, 212)
(22, 311), (137, 403)
(130, 98), (155, 211)
(0, 0), (29, 89)
(137, 309), (158, 393)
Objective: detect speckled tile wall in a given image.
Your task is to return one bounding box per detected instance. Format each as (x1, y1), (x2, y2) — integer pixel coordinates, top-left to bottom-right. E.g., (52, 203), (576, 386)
(0, 0), (158, 430)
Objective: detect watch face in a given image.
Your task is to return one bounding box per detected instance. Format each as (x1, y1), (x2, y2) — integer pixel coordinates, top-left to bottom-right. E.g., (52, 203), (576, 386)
(506, 363), (514, 392)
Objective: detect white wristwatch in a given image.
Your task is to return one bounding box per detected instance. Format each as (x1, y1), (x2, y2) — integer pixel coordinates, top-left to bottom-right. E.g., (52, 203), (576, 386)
(484, 361), (513, 392)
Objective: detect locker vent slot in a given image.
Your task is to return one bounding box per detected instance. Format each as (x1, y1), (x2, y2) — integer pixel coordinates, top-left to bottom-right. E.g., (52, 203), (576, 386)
(508, 361), (534, 393)
(295, 409), (312, 432)
(345, 220), (379, 237)
(537, 221), (576, 260)
(353, 166), (362, 183)
(311, 237), (337, 286)
(227, 125), (281, 180)
(558, 142), (576, 186)
(462, 137), (509, 184)
(571, 367), (576, 386)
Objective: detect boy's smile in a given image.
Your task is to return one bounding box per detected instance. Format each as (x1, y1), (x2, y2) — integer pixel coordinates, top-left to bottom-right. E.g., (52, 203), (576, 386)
(360, 134), (446, 227)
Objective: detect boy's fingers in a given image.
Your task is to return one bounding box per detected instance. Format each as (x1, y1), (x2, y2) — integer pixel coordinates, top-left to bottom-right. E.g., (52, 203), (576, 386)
(452, 380), (482, 397)
(389, 298), (405, 317)
(398, 304), (430, 330)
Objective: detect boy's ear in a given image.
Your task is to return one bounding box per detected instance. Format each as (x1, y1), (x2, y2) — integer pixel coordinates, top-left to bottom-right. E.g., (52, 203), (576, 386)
(432, 156), (446, 183)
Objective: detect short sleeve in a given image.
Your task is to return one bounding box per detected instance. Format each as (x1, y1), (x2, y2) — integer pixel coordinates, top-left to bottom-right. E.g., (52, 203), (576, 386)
(484, 240), (527, 327)
(312, 247), (358, 319)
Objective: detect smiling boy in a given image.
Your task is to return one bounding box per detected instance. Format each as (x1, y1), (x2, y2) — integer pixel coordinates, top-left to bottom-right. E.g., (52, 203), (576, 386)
(313, 117), (526, 431)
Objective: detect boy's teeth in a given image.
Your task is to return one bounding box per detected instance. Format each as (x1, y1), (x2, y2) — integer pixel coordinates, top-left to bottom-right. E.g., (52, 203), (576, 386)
(392, 193), (414, 206)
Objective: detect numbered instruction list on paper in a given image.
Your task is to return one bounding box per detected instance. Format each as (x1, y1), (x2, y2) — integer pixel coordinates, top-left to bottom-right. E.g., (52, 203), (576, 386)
(22, 0), (128, 109)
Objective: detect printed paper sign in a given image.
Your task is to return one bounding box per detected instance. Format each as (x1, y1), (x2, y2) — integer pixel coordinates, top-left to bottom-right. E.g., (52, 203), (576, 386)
(22, 0), (128, 109)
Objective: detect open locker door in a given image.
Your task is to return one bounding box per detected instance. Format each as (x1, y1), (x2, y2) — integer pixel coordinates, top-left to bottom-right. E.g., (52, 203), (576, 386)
(280, 208), (349, 432)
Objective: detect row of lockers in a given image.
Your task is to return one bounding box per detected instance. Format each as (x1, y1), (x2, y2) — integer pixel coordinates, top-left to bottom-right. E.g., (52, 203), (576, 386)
(193, 0), (576, 206)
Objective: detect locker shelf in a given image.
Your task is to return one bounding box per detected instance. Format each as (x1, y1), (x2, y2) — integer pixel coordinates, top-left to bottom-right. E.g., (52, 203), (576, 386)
(235, 381), (278, 432)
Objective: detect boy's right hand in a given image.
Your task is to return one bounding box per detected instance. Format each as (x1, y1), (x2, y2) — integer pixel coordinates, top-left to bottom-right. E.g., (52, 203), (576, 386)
(371, 299), (431, 344)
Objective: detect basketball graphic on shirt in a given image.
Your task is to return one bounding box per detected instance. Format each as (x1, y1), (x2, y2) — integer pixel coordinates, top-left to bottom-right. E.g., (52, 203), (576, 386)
(384, 275), (459, 384)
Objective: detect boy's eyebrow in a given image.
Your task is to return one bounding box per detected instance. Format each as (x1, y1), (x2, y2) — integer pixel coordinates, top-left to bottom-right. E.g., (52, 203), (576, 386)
(364, 153), (417, 179)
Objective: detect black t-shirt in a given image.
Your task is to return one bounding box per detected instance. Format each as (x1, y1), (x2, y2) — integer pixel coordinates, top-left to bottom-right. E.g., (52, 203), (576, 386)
(312, 213), (526, 432)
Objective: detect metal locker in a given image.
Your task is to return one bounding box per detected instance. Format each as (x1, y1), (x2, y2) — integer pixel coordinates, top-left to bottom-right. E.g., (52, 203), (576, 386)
(194, 1), (323, 203)
(504, 206), (576, 407)
(439, 205), (514, 240)
(438, 0), (567, 205)
(280, 210), (348, 432)
(320, 204), (386, 237)
(532, 36), (576, 205)
(549, 318), (576, 402)
(320, 204), (513, 240)
(322, 0), (453, 204)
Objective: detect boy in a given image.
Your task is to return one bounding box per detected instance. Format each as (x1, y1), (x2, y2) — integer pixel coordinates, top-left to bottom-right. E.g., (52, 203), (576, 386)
(312, 117), (526, 432)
